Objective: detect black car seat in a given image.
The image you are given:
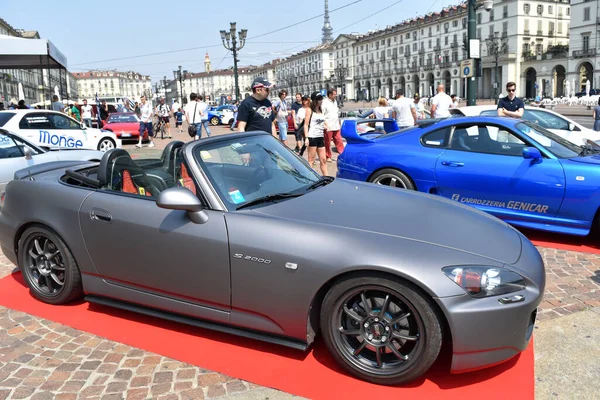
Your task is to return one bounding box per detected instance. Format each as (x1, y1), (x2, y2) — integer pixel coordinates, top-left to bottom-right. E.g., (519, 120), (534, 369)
(98, 148), (161, 196)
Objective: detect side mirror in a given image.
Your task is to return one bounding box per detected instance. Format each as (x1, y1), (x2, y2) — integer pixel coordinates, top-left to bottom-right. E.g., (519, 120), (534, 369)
(522, 147), (542, 161)
(156, 187), (208, 224)
(23, 146), (33, 160)
(80, 122), (86, 130)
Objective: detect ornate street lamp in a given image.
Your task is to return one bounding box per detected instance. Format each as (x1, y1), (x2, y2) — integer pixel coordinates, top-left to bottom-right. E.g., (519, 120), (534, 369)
(486, 32), (508, 104)
(220, 23), (247, 102)
(466, 0), (494, 105)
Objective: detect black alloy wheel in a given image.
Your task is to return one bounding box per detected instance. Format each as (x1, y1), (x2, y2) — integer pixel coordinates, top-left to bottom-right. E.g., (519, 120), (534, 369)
(18, 226), (83, 305)
(321, 277), (442, 385)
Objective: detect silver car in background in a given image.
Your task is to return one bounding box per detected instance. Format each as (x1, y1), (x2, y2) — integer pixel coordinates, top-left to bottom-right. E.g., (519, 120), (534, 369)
(0, 128), (103, 191)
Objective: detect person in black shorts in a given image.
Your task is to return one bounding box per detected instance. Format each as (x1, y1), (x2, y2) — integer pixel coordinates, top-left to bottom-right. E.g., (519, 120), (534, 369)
(236, 77), (276, 136)
(497, 82), (525, 118)
(290, 92), (304, 152)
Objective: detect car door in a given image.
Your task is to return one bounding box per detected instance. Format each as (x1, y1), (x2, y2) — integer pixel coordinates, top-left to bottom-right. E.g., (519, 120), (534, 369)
(0, 131), (57, 190)
(78, 186), (231, 319)
(434, 122), (566, 220)
(45, 112), (94, 149)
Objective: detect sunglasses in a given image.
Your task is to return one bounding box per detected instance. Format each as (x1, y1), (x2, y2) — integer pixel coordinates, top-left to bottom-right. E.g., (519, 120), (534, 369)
(507, 88), (516, 92)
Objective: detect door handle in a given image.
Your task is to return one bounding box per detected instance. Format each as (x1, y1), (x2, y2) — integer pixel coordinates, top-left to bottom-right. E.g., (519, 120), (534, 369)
(91, 208), (112, 223)
(441, 161), (465, 167)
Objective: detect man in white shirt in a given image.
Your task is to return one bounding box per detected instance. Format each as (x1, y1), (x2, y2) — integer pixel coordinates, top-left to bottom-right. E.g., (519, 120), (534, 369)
(136, 95), (154, 148)
(156, 98), (172, 139)
(184, 93), (209, 140)
(430, 84), (453, 118)
(391, 89), (416, 128)
(81, 99), (93, 128)
(322, 88), (344, 162)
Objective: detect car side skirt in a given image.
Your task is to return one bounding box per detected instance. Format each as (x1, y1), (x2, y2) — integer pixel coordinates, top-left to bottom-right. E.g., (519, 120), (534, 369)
(85, 295), (309, 351)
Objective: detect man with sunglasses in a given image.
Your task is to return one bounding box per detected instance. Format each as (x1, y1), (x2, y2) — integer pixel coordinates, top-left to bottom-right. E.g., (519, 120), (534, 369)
(497, 82), (524, 118)
(237, 77), (276, 137)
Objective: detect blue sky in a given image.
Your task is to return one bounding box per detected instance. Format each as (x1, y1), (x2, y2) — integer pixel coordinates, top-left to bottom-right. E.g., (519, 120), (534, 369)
(2, 0), (460, 82)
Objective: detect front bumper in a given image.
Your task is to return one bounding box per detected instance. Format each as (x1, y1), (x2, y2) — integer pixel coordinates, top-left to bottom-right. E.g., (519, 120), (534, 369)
(438, 233), (544, 373)
(438, 288), (539, 373)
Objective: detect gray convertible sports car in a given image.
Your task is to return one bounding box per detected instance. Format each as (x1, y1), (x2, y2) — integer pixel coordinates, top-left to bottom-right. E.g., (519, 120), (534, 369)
(0, 132), (545, 385)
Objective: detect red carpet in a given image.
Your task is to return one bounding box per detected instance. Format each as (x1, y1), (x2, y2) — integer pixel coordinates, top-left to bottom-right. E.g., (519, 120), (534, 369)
(0, 273), (533, 399)
(525, 229), (600, 254)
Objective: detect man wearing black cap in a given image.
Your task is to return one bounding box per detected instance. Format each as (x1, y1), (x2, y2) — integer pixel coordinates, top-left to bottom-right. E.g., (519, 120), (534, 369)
(237, 77), (276, 137)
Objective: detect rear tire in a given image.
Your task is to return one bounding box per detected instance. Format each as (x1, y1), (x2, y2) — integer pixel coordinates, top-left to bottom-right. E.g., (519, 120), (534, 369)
(368, 169), (415, 190)
(18, 226), (83, 305)
(320, 276), (442, 385)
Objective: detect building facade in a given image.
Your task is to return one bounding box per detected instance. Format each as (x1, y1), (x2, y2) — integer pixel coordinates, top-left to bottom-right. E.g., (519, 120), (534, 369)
(74, 70), (152, 101)
(566, 0), (599, 94)
(275, 44), (335, 97)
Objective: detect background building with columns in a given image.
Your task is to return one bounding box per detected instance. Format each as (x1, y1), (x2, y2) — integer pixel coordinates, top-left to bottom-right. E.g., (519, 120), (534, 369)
(566, 0), (599, 95)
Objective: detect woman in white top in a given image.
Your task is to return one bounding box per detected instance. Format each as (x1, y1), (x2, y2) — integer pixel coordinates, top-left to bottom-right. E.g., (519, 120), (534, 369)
(295, 95), (311, 155)
(303, 92), (328, 176)
(372, 97), (390, 131)
(413, 94), (425, 119)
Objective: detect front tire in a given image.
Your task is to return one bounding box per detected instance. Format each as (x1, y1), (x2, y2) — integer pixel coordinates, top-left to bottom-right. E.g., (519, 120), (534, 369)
(210, 116), (220, 126)
(320, 276), (442, 385)
(18, 226), (83, 305)
(97, 137), (116, 152)
(368, 169), (415, 190)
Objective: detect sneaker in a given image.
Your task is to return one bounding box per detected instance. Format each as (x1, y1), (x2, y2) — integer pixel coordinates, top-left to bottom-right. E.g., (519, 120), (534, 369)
(148, 142), (155, 148)
(135, 143), (142, 148)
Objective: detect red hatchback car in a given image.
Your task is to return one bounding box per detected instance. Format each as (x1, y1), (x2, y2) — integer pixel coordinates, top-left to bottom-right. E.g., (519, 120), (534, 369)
(102, 113), (148, 142)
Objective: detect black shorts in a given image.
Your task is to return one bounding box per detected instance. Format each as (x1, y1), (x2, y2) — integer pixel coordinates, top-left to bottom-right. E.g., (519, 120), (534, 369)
(294, 128), (304, 141)
(160, 116), (169, 123)
(308, 137), (325, 148)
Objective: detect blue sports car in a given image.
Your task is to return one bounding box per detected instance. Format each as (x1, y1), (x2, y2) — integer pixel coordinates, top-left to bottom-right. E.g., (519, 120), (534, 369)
(338, 116), (600, 237)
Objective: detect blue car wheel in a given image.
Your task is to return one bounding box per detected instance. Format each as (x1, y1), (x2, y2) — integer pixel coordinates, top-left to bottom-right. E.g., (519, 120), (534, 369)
(369, 169), (415, 190)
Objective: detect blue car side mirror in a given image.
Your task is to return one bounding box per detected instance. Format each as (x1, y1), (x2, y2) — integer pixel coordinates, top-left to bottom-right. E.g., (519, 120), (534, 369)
(522, 147), (542, 160)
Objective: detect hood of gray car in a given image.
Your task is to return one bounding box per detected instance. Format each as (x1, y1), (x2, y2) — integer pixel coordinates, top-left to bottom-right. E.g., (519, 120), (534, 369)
(254, 179), (522, 264)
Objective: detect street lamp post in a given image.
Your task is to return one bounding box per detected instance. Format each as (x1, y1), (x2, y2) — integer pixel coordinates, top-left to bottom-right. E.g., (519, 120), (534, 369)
(467, 0), (494, 106)
(173, 65), (187, 105)
(486, 32), (508, 104)
(335, 65), (347, 107)
(220, 23), (247, 102)
(162, 76), (168, 102)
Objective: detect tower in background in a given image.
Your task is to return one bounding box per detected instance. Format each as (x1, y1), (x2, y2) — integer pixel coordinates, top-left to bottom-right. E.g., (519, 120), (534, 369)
(204, 52), (212, 73)
(322, 0), (333, 44)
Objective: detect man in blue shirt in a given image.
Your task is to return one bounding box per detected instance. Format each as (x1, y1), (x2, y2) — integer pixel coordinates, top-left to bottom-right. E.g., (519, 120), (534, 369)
(497, 82), (524, 118)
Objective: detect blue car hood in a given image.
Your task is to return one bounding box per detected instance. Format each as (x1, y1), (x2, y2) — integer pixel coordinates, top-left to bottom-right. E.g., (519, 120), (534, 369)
(255, 179), (522, 264)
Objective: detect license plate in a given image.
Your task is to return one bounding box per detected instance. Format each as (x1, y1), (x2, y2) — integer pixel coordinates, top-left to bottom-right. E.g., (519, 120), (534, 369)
(121, 133), (131, 137)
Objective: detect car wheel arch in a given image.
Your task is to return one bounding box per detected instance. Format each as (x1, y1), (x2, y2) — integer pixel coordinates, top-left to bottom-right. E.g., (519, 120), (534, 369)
(14, 221), (69, 261)
(306, 268), (452, 347)
(366, 167), (418, 190)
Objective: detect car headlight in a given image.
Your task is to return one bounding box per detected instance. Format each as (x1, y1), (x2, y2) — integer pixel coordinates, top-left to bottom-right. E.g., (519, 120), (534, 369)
(442, 266), (526, 298)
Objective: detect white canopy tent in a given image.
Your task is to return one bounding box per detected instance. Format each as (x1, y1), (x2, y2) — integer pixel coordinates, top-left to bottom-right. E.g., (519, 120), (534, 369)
(0, 34), (67, 70)
(0, 34), (68, 106)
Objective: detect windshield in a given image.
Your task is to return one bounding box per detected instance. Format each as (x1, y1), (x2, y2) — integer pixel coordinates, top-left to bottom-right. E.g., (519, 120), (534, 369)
(107, 114), (138, 123)
(515, 121), (580, 158)
(0, 112), (16, 127)
(193, 134), (322, 209)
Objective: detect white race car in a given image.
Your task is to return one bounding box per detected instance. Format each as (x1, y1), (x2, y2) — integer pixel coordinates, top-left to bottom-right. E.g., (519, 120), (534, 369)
(0, 110), (121, 152)
(450, 105), (600, 146)
(0, 128), (103, 191)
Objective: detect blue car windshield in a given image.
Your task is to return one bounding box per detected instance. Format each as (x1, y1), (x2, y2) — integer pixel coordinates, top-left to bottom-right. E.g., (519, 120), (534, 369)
(515, 121), (581, 158)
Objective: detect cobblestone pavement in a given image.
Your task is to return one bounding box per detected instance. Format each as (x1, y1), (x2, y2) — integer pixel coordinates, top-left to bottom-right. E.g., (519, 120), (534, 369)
(0, 123), (599, 398)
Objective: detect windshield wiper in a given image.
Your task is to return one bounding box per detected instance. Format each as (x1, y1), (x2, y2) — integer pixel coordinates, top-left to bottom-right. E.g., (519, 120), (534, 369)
(306, 176), (334, 191)
(236, 192), (303, 210)
(578, 144), (600, 156)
